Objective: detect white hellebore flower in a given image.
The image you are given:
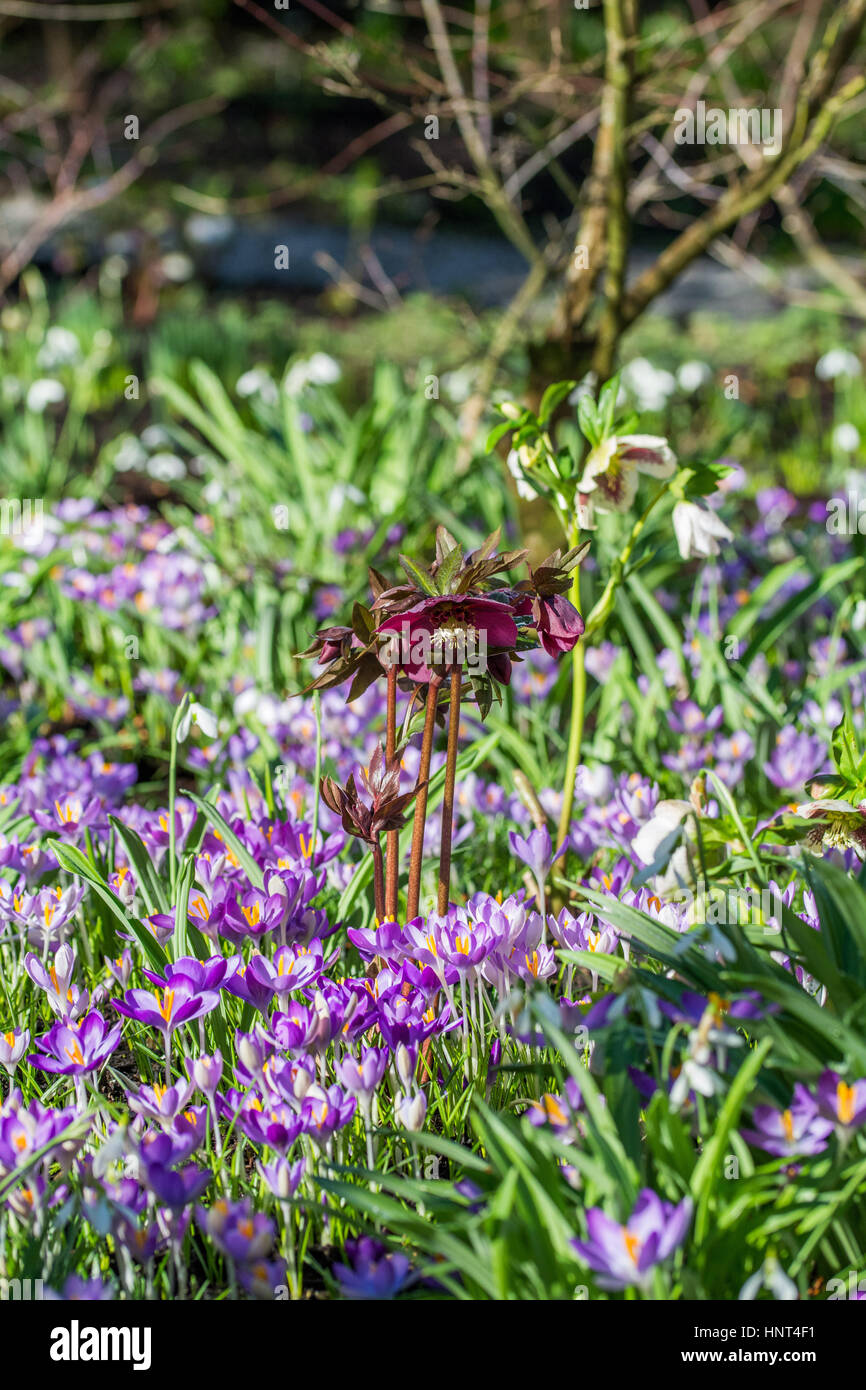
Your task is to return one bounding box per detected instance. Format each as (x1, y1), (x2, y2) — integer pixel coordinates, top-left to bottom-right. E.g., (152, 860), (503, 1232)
(176, 701), (218, 743)
(795, 798), (866, 859)
(672, 500), (733, 560)
(578, 435), (676, 514)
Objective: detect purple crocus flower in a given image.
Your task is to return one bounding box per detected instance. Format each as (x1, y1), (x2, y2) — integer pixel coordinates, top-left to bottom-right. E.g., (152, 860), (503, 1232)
(28, 1010), (121, 1076)
(571, 1189), (693, 1290)
(816, 1071), (866, 1131)
(112, 975), (220, 1037)
(508, 827), (566, 901)
(0, 1027), (29, 1075)
(333, 1236), (413, 1299)
(143, 1160), (213, 1209)
(198, 1198), (274, 1261)
(742, 1084), (834, 1157)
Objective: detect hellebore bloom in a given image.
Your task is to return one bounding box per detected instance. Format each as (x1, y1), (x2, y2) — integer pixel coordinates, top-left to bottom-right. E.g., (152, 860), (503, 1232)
(794, 799), (866, 859)
(571, 1189), (692, 1290)
(816, 1071), (866, 1132)
(672, 500), (733, 560)
(28, 1010), (121, 1076)
(112, 976), (220, 1037)
(376, 595), (518, 684)
(578, 435), (676, 515)
(742, 1085), (834, 1157)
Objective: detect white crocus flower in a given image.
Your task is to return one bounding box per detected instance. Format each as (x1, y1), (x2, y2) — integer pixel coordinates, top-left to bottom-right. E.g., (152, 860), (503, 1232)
(578, 434), (676, 514)
(672, 500), (733, 559)
(176, 701), (218, 742)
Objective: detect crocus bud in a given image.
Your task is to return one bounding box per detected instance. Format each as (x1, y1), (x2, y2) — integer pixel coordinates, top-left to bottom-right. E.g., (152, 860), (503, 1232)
(192, 1049), (223, 1096)
(0, 1027), (29, 1074)
(396, 1089), (427, 1132)
(395, 1044), (416, 1090)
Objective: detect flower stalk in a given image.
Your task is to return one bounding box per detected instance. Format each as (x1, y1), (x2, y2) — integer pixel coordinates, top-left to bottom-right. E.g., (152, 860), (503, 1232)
(437, 663), (462, 914)
(406, 674), (442, 919)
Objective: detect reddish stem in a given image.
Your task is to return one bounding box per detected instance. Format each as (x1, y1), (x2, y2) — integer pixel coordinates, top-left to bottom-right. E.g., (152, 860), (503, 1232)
(437, 664), (462, 915)
(371, 838), (386, 924)
(385, 664), (399, 921)
(406, 673), (443, 920)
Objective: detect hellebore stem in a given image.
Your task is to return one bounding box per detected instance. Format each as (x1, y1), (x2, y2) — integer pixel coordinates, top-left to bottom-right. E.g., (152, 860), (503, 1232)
(385, 664), (399, 921)
(437, 663), (462, 915)
(557, 543), (584, 850)
(406, 673), (443, 919)
(371, 839), (386, 924)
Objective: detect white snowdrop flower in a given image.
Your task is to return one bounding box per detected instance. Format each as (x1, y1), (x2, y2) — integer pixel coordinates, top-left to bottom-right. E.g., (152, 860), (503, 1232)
(676, 360), (711, 392)
(306, 352), (341, 385)
(202, 479), (224, 505)
(26, 378), (65, 412)
(236, 369), (278, 404)
(632, 799), (693, 869)
(739, 1254), (798, 1302)
(176, 701), (218, 742)
(621, 357), (676, 411)
(672, 500), (734, 559)
(114, 436), (148, 473)
(441, 368), (473, 403)
(506, 449), (538, 501)
(36, 326), (81, 369)
(146, 452), (187, 482)
(816, 348), (861, 381)
(184, 213), (235, 246)
(160, 253), (194, 283)
(284, 353), (341, 396)
(833, 422), (861, 453)
(141, 425), (171, 450)
(327, 482), (365, 510)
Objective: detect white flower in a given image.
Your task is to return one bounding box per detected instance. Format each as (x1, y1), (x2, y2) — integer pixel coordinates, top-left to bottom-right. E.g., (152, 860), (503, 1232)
(236, 368), (278, 405)
(113, 436), (148, 473)
(36, 326), (81, 369)
(184, 213), (235, 247)
(833, 422), (861, 453)
(632, 799), (693, 869)
(672, 500), (733, 559)
(141, 425), (171, 450)
(285, 352), (341, 396)
(25, 378), (65, 412)
(816, 348), (861, 381)
(146, 452), (187, 482)
(160, 253), (194, 283)
(506, 449), (538, 501)
(176, 701), (218, 742)
(621, 357), (676, 411)
(676, 360), (711, 393)
(579, 434), (676, 513)
(739, 1254), (798, 1302)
